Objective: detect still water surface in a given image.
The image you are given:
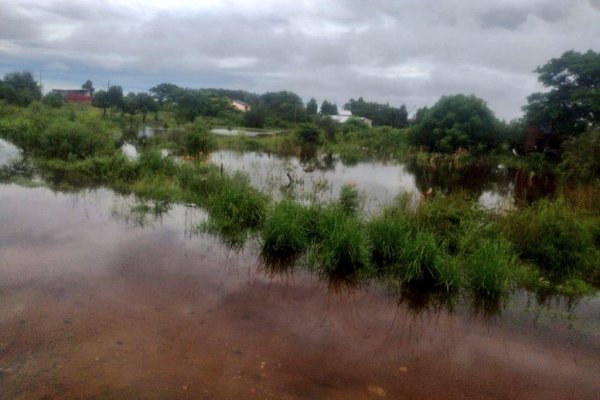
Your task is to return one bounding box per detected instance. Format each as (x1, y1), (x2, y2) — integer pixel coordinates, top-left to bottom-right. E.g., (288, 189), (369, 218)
(0, 184), (598, 399)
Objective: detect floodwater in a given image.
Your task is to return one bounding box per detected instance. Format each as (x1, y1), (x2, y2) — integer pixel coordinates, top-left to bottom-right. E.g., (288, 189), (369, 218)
(211, 128), (278, 137)
(210, 150), (550, 211)
(0, 139), (20, 166)
(1, 184), (599, 399)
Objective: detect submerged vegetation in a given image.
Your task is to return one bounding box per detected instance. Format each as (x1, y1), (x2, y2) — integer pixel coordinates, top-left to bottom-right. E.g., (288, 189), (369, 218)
(1, 49), (599, 310)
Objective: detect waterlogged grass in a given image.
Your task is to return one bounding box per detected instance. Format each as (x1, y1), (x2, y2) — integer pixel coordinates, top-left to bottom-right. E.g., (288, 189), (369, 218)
(502, 199), (599, 281)
(1, 104), (599, 304)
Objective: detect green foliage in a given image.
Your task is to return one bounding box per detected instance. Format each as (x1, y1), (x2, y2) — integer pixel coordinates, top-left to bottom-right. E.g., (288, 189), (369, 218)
(243, 106), (267, 128)
(367, 216), (410, 271)
(306, 98), (318, 115)
(559, 129), (600, 183)
(184, 121), (215, 156)
(320, 100), (338, 116)
(467, 238), (514, 296)
(0, 109), (117, 160)
(524, 50), (600, 138)
(149, 83), (181, 106)
(42, 92), (65, 108)
(409, 94), (501, 153)
(315, 213), (371, 277)
(207, 172), (268, 233)
(259, 91), (307, 125)
(92, 90), (110, 115)
(296, 124), (321, 145)
(261, 201), (311, 261)
(503, 199), (598, 279)
(338, 183), (361, 216)
(0, 71), (41, 106)
(344, 97), (408, 128)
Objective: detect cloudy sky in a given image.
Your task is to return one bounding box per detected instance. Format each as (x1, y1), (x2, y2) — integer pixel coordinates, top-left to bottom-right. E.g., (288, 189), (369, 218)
(1, 0), (599, 119)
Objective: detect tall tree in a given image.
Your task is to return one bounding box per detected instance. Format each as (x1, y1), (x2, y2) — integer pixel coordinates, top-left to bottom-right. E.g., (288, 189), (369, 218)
(92, 90), (110, 116)
(523, 50), (600, 138)
(306, 98), (318, 115)
(320, 100), (338, 115)
(107, 85), (123, 117)
(135, 92), (158, 123)
(344, 97), (408, 128)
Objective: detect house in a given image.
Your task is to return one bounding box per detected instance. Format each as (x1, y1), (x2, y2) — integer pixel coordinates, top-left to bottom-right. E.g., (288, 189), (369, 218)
(330, 110), (372, 126)
(51, 89), (93, 104)
(231, 99), (250, 112)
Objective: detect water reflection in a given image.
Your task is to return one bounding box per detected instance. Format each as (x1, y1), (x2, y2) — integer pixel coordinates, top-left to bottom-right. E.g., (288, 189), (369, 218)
(1, 183), (599, 399)
(211, 150), (559, 212)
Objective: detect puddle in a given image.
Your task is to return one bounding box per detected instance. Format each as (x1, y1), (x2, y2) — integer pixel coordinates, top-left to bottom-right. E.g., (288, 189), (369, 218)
(0, 183), (599, 399)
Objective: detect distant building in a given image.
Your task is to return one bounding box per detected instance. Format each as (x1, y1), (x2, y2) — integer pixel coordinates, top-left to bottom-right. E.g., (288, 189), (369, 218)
(230, 99), (250, 112)
(330, 110), (372, 126)
(51, 89), (93, 104)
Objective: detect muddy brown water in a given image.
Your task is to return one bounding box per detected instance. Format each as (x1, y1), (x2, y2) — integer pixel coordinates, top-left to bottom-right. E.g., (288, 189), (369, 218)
(1, 184), (599, 399)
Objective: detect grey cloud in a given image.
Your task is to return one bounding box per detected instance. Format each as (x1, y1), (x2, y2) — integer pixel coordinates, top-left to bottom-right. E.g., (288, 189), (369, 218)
(1, 0), (599, 120)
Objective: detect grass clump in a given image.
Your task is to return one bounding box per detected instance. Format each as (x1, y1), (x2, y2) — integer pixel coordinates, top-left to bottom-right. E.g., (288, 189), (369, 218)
(467, 238), (515, 296)
(206, 172), (268, 234)
(315, 212), (371, 277)
(261, 200), (310, 262)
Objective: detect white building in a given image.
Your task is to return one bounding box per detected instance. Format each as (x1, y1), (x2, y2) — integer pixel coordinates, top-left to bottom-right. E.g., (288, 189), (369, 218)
(330, 110), (372, 126)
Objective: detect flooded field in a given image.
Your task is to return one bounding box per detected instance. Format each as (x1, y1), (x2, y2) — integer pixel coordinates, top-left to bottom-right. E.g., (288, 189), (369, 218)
(210, 150), (553, 211)
(1, 183), (599, 399)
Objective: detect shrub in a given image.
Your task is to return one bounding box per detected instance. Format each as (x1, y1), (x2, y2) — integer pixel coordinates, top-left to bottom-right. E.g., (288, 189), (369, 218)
(503, 199), (598, 279)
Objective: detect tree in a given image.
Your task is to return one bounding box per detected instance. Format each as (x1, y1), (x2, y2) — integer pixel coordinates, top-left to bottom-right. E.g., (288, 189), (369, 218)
(409, 94), (500, 153)
(320, 100), (338, 116)
(259, 91), (306, 123)
(135, 92), (158, 123)
(107, 85), (123, 117)
(42, 91), (65, 108)
(92, 90), (110, 116)
(0, 71), (41, 106)
(296, 123), (321, 145)
(82, 80), (94, 94)
(306, 98), (318, 115)
(149, 83), (181, 106)
(344, 97), (408, 128)
(185, 121), (215, 157)
(523, 50), (600, 139)
(173, 88), (211, 122)
(122, 92), (137, 122)
(243, 106), (266, 128)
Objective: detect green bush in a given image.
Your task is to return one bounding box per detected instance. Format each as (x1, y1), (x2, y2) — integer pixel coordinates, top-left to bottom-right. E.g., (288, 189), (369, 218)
(503, 199), (598, 279)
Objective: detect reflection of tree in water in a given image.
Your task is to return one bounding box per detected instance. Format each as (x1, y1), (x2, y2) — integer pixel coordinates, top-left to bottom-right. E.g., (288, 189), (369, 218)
(407, 161), (557, 205)
(111, 199), (172, 228)
(512, 168), (557, 205)
(407, 161), (499, 200)
(298, 146), (336, 172)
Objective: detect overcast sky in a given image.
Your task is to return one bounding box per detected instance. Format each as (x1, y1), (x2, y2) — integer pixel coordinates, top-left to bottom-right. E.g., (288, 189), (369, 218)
(1, 0), (599, 119)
